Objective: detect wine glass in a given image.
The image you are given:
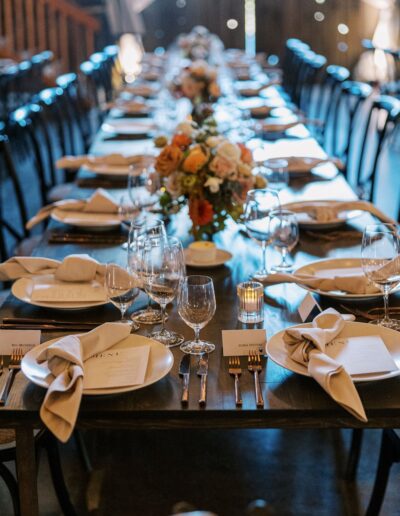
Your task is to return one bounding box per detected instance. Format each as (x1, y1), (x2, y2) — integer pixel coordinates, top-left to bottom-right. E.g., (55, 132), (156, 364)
(361, 223), (400, 329)
(261, 158), (289, 191)
(105, 263), (140, 330)
(142, 236), (185, 347)
(119, 195), (140, 250)
(269, 209), (299, 271)
(127, 218), (167, 324)
(244, 188), (280, 276)
(178, 275), (216, 355)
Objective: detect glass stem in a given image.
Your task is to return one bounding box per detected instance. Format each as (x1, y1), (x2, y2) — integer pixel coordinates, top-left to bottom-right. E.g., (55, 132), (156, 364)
(120, 305), (127, 321)
(383, 285), (390, 323)
(160, 304), (167, 333)
(194, 326), (201, 343)
(281, 247), (288, 266)
(262, 241), (267, 273)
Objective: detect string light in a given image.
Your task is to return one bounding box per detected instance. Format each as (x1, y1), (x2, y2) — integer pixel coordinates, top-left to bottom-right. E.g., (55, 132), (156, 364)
(314, 11), (325, 21)
(227, 19), (239, 30)
(338, 23), (350, 35)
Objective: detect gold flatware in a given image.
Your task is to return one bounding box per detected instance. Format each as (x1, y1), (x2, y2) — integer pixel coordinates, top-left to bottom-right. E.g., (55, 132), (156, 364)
(248, 351), (264, 408)
(0, 348), (23, 406)
(228, 356), (243, 407)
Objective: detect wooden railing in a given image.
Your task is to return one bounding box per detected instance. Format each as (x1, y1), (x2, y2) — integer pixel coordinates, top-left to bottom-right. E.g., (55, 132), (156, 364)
(0, 0), (100, 71)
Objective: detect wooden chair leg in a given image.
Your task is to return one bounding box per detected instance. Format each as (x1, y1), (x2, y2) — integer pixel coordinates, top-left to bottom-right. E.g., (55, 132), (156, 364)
(366, 429), (400, 516)
(0, 462), (20, 516)
(44, 434), (77, 516)
(346, 428), (364, 481)
(74, 430), (92, 474)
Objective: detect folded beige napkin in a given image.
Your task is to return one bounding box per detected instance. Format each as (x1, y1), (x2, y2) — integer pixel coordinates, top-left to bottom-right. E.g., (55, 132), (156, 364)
(26, 188), (118, 229)
(283, 308), (367, 421)
(286, 200), (396, 224)
(256, 271), (380, 294)
(0, 254), (105, 283)
(107, 99), (151, 113)
(56, 153), (151, 170)
(265, 156), (344, 172)
(36, 322), (131, 442)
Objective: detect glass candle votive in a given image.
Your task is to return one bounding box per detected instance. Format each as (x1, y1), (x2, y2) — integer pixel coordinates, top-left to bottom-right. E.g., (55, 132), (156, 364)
(237, 281), (264, 323)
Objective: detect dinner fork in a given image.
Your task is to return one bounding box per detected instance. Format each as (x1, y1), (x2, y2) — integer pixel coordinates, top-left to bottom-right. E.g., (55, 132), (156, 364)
(0, 348), (23, 406)
(248, 351), (264, 408)
(228, 356), (243, 407)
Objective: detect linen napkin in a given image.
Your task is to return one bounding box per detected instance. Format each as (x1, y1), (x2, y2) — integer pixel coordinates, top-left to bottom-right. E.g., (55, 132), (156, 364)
(0, 254), (105, 283)
(256, 271), (380, 294)
(36, 322), (131, 442)
(285, 200), (397, 225)
(283, 308), (367, 421)
(56, 153), (152, 170)
(26, 188), (118, 229)
(265, 156), (344, 172)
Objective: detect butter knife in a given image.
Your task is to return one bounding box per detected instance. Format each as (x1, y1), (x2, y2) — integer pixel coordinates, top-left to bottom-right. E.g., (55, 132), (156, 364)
(197, 354), (209, 406)
(179, 354), (190, 405)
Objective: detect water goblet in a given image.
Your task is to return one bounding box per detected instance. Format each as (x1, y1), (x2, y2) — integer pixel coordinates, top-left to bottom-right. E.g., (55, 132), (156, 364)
(244, 188), (280, 276)
(261, 158), (289, 191)
(361, 223), (400, 330)
(269, 209), (299, 271)
(178, 275), (216, 355)
(105, 263), (140, 330)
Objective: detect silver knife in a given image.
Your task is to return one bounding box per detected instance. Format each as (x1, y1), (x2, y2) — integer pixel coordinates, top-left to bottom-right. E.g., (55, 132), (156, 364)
(197, 354), (209, 406)
(179, 354), (191, 405)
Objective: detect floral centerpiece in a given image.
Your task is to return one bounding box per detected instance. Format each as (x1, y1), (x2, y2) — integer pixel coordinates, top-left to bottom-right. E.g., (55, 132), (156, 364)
(170, 60), (221, 105)
(153, 119), (267, 240)
(177, 26), (224, 61)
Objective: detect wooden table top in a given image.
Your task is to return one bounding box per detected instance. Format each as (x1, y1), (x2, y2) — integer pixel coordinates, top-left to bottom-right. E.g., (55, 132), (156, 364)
(2, 105), (400, 431)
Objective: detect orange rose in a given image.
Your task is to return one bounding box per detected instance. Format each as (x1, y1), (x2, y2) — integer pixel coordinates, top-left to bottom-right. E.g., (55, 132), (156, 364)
(172, 133), (192, 150)
(238, 143), (253, 164)
(182, 145), (209, 174)
(155, 145), (183, 177)
(189, 198), (214, 226)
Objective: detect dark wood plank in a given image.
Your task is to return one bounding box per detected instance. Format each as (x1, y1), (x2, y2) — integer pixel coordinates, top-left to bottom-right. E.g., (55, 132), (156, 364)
(15, 427), (39, 516)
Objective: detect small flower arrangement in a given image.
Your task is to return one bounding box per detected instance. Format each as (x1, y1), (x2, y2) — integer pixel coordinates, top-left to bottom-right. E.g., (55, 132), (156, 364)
(177, 26), (223, 61)
(154, 119), (267, 240)
(170, 60), (221, 105)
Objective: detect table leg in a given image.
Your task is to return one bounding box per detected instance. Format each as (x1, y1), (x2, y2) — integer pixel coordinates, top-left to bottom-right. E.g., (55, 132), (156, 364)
(15, 427), (39, 516)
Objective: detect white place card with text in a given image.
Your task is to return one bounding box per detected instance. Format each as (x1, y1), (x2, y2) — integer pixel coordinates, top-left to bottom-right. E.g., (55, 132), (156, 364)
(222, 329), (267, 357)
(0, 330), (41, 354)
(298, 292), (322, 322)
(83, 345), (150, 389)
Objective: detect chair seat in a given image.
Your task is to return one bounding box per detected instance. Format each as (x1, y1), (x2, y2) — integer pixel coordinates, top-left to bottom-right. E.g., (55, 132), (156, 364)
(47, 182), (76, 203)
(14, 235), (43, 256)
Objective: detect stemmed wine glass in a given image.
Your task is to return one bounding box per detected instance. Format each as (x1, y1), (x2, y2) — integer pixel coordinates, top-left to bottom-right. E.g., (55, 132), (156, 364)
(269, 209), (299, 271)
(127, 218), (167, 324)
(244, 188), (280, 276)
(178, 275), (216, 355)
(142, 236), (185, 347)
(105, 263), (140, 330)
(361, 223), (400, 329)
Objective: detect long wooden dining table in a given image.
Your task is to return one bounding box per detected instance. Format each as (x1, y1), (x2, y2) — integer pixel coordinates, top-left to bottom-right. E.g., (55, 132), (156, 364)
(1, 92), (400, 516)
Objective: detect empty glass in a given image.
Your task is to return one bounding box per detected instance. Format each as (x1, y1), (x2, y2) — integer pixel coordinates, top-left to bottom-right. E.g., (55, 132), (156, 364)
(244, 188), (280, 276)
(361, 223), (400, 330)
(178, 275), (216, 355)
(105, 263), (140, 330)
(269, 209), (299, 271)
(261, 158), (289, 190)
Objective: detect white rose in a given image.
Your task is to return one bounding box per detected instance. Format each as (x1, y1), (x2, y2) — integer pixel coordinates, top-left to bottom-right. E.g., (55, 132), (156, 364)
(216, 141), (241, 163)
(204, 176), (223, 193)
(176, 121), (195, 137)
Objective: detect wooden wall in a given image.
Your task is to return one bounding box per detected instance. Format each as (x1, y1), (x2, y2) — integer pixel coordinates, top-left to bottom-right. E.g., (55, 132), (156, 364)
(140, 0), (387, 69)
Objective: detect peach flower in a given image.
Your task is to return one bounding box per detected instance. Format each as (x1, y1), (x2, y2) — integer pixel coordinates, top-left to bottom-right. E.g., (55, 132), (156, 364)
(182, 145), (209, 173)
(172, 133), (192, 150)
(155, 144), (183, 177)
(209, 155), (236, 178)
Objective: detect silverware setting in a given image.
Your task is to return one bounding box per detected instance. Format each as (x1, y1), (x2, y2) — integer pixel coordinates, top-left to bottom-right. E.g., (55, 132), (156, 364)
(248, 351), (264, 408)
(0, 348), (23, 406)
(339, 304), (400, 321)
(228, 356), (243, 407)
(179, 354), (190, 405)
(1, 318), (102, 331)
(197, 353), (209, 406)
(49, 233), (127, 245)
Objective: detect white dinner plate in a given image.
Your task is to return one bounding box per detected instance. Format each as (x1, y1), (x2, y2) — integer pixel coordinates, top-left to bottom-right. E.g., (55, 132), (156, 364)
(12, 274), (108, 310)
(21, 333), (174, 395)
(81, 155), (155, 177)
(101, 119), (156, 135)
(294, 258), (400, 301)
(51, 208), (121, 231)
(184, 249), (232, 268)
(267, 321), (400, 383)
(282, 200), (363, 229)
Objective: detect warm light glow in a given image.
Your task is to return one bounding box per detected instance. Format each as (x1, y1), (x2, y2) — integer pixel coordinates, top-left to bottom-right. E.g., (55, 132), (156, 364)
(314, 11), (325, 21)
(338, 23), (349, 35)
(315, 0), (326, 4)
(245, 0), (256, 56)
(227, 19), (239, 30)
(118, 34), (144, 83)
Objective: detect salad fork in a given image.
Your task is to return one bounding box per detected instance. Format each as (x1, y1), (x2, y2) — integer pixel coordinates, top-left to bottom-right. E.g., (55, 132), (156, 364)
(228, 356), (242, 407)
(248, 351), (264, 408)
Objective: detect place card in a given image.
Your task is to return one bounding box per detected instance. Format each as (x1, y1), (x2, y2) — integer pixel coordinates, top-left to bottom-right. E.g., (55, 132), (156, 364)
(0, 330), (41, 354)
(222, 329), (267, 357)
(83, 345), (150, 389)
(327, 335), (398, 376)
(31, 282), (107, 303)
(298, 292), (322, 322)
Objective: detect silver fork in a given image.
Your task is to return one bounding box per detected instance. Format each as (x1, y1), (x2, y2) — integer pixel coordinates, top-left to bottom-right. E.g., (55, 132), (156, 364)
(248, 351), (264, 408)
(228, 356), (242, 407)
(0, 348), (23, 406)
